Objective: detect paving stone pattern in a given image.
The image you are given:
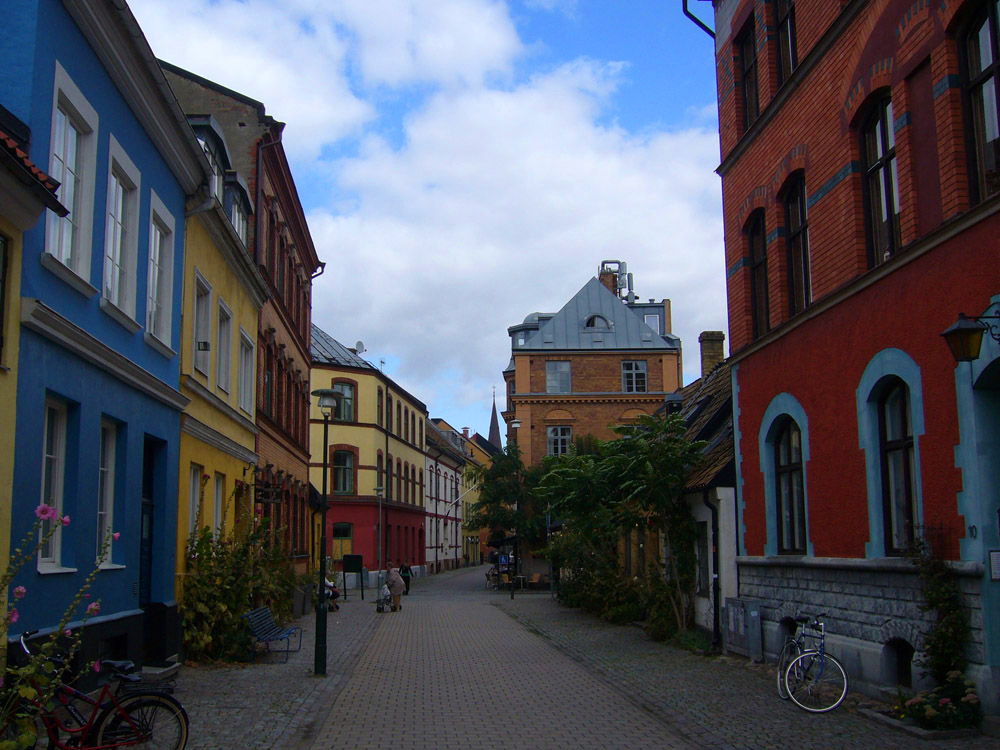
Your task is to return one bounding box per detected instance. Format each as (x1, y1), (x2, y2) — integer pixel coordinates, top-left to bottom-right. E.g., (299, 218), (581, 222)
(494, 589), (1000, 750)
(173, 591), (380, 750)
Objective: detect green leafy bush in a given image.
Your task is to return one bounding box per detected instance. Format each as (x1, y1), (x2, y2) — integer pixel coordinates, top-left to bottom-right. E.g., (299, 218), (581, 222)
(895, 671), (982, 730)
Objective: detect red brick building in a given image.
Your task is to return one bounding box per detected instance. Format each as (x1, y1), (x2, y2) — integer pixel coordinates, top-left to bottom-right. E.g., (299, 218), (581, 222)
(704, 0), (1000, 706)
(502, 261), (682, 464)
(163, 65), (322, 575)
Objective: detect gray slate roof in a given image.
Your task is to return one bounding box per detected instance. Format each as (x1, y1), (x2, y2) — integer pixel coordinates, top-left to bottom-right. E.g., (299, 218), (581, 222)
(311, 324), (375, 369)
(522, 277), (678, 351)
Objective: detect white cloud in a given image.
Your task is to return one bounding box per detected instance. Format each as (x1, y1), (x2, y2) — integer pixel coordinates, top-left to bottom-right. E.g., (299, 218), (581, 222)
(309, 59), (724, 422)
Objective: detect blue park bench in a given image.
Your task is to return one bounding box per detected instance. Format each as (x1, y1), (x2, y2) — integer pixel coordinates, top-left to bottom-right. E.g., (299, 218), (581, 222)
(243, 607), (302, 664)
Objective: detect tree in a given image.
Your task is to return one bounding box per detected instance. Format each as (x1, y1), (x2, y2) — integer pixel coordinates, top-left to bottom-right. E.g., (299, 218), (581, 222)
(466, 443), (545, 550)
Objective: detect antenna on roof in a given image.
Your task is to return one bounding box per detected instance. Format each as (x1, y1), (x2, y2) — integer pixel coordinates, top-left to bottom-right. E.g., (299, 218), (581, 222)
(380, 358), (385, 372)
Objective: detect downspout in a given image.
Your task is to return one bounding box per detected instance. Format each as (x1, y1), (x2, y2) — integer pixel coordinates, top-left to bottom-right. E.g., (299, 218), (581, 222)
(185, 184), (214, 218)
(682, 0), (715, 38)
(703, 489), (721, 646)
(255, 135), (282, 266)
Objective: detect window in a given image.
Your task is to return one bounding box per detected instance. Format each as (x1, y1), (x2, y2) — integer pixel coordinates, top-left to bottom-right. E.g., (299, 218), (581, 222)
(387, 395), (393, 431)
(774, 418), (806, 554)
(396, 402), (402, 434)
(547, 425), (572, 456)
(377, 388), (383, 426)
(104, 163), (139, 313)
(643, 313), (660, 333)
(585, 315), (609, 328)
(738, 20), (760, 131)
(216, 301), (232, 394)
(546, 361), (571, 394)
(396, 459), (402, 499)
(97, 421), (116, 563)
(193, 272), (211, 375)
(214, 473), (225, 534)
(879, 381), (916, 554)
(747, 212), (769, 339)
(418, 420), (423, 447)
(263, 347), (273, 415)
(189, 463), (203, 535)
(862, 97), (901, 266)
(404, 408), (410, 442)
(775, 0), (797, 87)
(333, 383), (355, 421)
(387, 456), (393, 500)
(965, 7), (1000, 201)
(39, 401), (67, 567)
(231, 202), (248, 246)
(0, 234), (8, 362)
(377, 454), (384, 494)
(146, 191), (174, 344)
(622, 361), (648, 393)
(404, 463), (410, 502)
(238, 331), (254, 414)
(198, 137), (224, 201)
(46, 64), (98, 279)
(783, 174), (811, 316)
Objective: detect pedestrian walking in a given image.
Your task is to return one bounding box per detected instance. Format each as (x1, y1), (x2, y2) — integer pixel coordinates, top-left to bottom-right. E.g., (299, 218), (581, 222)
(399, 560), (413, 595)
(386, 561), (405, 612)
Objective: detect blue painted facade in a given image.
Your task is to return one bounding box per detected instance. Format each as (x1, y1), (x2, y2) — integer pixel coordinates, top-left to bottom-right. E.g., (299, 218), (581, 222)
(4, 0), (201, 662)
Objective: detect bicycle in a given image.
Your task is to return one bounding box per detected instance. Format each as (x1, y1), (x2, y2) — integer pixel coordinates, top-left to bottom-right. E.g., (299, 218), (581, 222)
(2, 629), (189, 749)
(775, 613), (816, 700)
(779, 615), (849, 712)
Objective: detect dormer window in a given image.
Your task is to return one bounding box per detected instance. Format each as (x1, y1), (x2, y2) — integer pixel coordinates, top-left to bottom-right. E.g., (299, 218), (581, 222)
(231, 202), (247, 245)
(197, 137), (224, 200)
(225, 171), (253, 248)
(585, 315), (609, 329)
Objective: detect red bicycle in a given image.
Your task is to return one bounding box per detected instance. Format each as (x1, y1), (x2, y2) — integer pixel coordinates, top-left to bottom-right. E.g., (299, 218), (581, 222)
(1, 630), (188, 749)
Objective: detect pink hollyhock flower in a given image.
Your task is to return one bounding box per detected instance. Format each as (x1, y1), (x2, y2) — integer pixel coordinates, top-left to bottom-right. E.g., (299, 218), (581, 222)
(13, 585), (26, 599)
(10, 608), (19, 623)
(112, 532), (120, 541)
(65, 629), (72, 637)
(939, 697), (951, 705)
(86, 602), (101, 616)
(35, 504), (58, 521)
(61, 515), (70, 526)
(93, 660), (101, 673)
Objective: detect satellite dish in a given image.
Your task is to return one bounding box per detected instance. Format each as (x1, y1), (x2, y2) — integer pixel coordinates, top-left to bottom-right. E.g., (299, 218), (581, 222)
(355, 341), (366, 354)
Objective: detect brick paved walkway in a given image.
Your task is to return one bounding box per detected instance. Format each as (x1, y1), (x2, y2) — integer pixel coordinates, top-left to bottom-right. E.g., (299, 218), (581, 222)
(174, 587), (380, 750)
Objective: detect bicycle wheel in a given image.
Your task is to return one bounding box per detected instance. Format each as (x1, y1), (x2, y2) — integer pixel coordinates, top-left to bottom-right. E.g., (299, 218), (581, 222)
(785, 651), (848, 713)
(776, 640), (801, 699)
(94, 692), (188, 749)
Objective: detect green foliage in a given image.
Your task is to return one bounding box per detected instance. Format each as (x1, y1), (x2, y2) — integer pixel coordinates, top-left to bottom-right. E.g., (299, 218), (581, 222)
(1, 510), (109, 749)
(894, 671), (982, 730)
(540, 413), (705, 632)
(908, 534), (969, 684)
(179, 478), (296, 663)
(466, 443), (546, 549)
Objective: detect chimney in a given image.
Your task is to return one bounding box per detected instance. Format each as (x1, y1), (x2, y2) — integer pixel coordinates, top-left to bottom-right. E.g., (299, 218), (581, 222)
(599, 270), (618, 295)
(698, 331), (725, 377)
(462, 427), (470, 439)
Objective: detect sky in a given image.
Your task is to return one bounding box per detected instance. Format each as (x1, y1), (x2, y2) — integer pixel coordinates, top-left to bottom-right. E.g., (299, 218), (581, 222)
(130, 0), (725, 438)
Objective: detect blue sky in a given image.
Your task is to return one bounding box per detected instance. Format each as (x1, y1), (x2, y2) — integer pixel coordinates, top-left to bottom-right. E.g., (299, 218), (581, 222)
(133, 0), (725, 439)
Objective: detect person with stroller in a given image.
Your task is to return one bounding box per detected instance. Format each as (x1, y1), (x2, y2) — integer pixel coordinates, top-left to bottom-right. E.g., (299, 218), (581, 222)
(324, 577), (341, 611)
(399, 560), (413, 595)
(386, 561), (405, 612)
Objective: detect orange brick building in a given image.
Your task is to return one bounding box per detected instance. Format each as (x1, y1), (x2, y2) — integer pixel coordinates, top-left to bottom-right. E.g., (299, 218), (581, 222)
(502, 261), (682, 464)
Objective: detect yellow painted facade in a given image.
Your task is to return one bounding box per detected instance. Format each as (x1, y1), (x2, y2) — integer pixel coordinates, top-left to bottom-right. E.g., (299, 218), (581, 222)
(0, 218), (24, 587)
(175, 206), (267, 595)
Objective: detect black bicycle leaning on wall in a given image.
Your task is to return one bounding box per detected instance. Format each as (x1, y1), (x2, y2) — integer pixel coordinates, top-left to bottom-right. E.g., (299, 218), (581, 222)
(776, 613), (850, 712)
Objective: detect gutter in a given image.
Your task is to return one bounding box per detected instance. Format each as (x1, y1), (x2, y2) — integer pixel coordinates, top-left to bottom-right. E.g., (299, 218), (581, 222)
(703, 488), (721, 646)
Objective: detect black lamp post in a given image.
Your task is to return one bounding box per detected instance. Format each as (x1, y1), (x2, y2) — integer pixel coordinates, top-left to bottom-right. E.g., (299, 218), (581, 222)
(941, 312), (1000, 363)
(311, 388), (342, 677)
(509, 419), (521, 600)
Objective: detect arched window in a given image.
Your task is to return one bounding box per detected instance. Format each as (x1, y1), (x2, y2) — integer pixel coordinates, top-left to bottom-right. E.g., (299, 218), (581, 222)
(861, 96), (901, 266)
(332, 382), (354, 421)
(418, 419), (423, 446)
(746, 211), (769, 339)
(376, 453), (383, 495)
(585, 314), (609, 328)
(781, 172), (810, 316)
(404, 462), (410, 502)
(879, 379), (916, 554)
(774, 417), (806, 554)
(387, 395), (393, 432)
(377, 388), (383, 427)
(387, 455), (393, 500)
(333, 451), (353, 494)
(964, 7), (1000, 202)
(396, 402), (402, 435)
(404, 408), (410, 442)
(396, 459), (402, 500)
(418, 470), (424, 504)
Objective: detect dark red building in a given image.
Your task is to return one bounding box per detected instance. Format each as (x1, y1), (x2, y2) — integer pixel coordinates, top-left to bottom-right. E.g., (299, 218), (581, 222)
(703, 0), (1000, 708)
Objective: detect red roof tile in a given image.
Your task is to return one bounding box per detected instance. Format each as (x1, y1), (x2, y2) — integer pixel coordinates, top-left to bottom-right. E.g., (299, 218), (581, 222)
(0, 127), (67, 215)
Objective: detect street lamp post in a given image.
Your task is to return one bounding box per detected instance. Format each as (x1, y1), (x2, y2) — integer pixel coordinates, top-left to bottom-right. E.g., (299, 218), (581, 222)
(375, 485), (384, 612)
(509, 419), (521, 600)
(311, 388), (342, 677)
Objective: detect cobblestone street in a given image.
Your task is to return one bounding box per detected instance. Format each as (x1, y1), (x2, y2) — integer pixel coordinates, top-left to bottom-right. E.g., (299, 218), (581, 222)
(174, 566), (1000, 749)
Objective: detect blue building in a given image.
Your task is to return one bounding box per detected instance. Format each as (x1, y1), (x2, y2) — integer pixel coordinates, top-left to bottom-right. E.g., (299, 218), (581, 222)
(2, 0), (209, 666)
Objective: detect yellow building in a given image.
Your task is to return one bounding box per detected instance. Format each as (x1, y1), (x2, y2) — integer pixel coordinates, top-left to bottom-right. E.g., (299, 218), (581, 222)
(310, 326), (428, 577)
(174, 117), (268, 594)
(0, 124), (67, 604)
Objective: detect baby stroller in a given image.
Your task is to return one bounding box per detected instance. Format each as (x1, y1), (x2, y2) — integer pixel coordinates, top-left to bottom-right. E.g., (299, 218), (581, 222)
(376, 581), (392, 613)
(324, 578), (341, 611)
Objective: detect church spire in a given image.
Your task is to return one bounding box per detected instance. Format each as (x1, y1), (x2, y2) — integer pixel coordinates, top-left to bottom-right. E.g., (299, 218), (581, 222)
(488, 388), (502, 450)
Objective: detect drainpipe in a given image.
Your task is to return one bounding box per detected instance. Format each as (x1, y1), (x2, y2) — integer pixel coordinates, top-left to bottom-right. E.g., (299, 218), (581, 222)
(255, 134), (282, 266)
(682, 0), (715, 38)
(703, 489), (721, 646)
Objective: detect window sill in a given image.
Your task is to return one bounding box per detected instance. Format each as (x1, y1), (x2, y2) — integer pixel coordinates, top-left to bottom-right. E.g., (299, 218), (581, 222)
(99, 562), (126, 571)
(37, 565), (79, 575)
(144, 332), (176, 359)
(99, 298), (141, 334)
(40, 253), (97, 298)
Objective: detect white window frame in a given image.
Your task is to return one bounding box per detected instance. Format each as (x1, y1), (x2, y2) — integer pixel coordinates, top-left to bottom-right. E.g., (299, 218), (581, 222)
(97, 421), (116, 565)
(216, 299), (232, 396)
(231, 201), (247, 246)
(189, 463), (204, 536)
(102, 135), (141, 318)
(192, 270), (212, 376)
(214, 473), (225, 535)
(644, 313), (660, 332)
(547, 425), (572, 456)
(146, 189), (175, 347)
(622, 360), (648, 393)
(46, 62), (98, 284)
(39, 400), (68, 570)
(546, 361), (572, 394)
(238, 328), (255, 416)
